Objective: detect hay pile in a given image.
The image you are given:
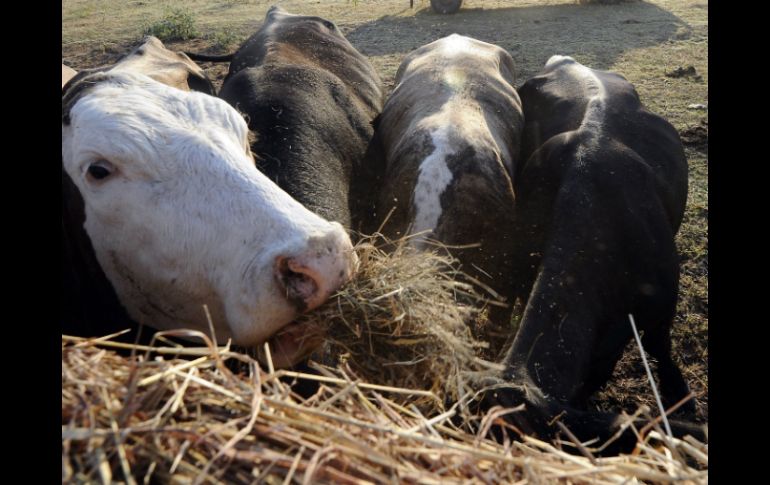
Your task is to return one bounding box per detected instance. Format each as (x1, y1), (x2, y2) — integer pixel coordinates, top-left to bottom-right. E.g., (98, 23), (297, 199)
(62, 238), (707, 483)
(294, 238), (501, 408)
(62, 336), (708, 484)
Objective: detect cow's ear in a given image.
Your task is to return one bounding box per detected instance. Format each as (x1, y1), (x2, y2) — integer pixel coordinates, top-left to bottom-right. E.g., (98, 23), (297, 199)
(62, 70), (111, 125)
(186, 72), (216, 96)
(518, 74), (549, 98)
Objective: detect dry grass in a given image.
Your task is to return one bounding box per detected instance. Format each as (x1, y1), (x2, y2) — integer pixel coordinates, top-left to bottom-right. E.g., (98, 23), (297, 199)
(294, 236), (503, 409)
(62, 239), (707, 482)
(62, 335), (708, 484)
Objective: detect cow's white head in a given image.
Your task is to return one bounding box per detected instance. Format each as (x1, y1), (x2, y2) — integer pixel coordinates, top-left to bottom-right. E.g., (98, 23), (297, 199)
(62, 71), (357, 366)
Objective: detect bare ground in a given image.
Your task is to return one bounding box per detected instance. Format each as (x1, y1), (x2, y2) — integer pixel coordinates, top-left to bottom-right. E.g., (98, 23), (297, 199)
(63, 0), (708, 423)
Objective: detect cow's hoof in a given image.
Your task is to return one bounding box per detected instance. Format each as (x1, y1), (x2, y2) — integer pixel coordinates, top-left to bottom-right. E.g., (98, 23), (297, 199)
(451, 376), (549, 443)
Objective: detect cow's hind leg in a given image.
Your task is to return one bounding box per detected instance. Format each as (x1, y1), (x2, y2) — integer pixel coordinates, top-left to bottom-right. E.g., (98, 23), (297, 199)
(576, 345), (627, 408)
(641, 324), (696, 415)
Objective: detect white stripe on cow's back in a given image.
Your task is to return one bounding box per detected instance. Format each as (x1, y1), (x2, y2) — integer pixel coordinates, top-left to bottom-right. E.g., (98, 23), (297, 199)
(440, 33), (498, 58)
(546, 56), (607, 164)
(405, 37), (513, 247)
(411, 124), (454, 247)
(409, 96), (495, 247)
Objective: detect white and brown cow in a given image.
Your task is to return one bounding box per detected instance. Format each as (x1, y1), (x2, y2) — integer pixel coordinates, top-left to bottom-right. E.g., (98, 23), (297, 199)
(368, 34), (524, 324)
(62, 41), (357, 369)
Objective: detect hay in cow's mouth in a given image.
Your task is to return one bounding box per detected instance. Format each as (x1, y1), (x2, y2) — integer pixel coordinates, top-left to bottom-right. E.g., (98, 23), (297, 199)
(259, 320), (326, 369)
(294, 235), (504, 409)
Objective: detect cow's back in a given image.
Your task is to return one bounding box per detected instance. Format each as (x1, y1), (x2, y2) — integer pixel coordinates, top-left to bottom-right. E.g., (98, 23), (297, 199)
(111, 36), (215, 94)
(62, 64), (77, 88)
(218, 7), (384, 229)
(226, 9), (382, 119)
(219, 63), (373, 225)
(518, 57), (687, 227)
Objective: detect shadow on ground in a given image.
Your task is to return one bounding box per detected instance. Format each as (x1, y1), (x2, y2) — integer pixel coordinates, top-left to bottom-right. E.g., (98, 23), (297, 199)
(345, 2), (691, 81)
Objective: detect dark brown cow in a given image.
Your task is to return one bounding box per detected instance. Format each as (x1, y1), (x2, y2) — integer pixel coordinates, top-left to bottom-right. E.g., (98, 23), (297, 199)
(215, 6), (384, 231)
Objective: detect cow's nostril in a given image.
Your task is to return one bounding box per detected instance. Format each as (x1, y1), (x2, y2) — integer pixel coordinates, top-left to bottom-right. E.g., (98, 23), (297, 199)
(286, 268), (317, 300)
(273, 228), (355, 314)
(275, 256), (321, 312)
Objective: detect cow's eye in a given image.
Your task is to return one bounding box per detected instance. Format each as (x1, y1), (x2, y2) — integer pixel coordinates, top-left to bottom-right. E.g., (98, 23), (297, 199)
(87, 160), (115, 181)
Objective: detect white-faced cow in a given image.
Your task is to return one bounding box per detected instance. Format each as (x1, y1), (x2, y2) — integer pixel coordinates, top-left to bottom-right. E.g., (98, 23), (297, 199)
(482, 55), (702, 453)
(368, 34), (524, 326)
(62, 39), (357, 369)
(201, 7), (384, 232)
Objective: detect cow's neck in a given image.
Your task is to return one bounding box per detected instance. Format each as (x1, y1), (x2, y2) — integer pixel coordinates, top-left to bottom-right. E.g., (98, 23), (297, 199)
(61, 167), (140, 343)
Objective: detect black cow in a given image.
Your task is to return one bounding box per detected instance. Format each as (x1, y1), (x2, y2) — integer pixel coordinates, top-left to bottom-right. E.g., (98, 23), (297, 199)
(215, 6), (385, 230)
(483, 55), (701, 453)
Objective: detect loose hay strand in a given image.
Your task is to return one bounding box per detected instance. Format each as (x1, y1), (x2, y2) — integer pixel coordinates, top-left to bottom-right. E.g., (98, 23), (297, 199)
(629, 314), (674, 439)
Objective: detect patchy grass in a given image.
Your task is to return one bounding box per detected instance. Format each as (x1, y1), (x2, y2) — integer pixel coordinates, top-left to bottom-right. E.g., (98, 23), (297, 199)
(144, 8), (199, 41)
(62, 0), (708, 423)
(206, 29), (242, 51)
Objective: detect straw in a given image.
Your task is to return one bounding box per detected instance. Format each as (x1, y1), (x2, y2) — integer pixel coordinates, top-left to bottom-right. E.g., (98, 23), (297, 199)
(63, 335), (707, 484)
(62, 237), (706, 483)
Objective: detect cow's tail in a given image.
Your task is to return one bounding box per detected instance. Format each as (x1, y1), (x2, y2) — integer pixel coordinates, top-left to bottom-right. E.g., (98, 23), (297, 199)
(184, 52), (235, 63)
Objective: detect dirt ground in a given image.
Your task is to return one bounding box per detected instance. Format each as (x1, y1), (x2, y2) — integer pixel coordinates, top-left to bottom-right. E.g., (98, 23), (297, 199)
(63, 0), (708, 423)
